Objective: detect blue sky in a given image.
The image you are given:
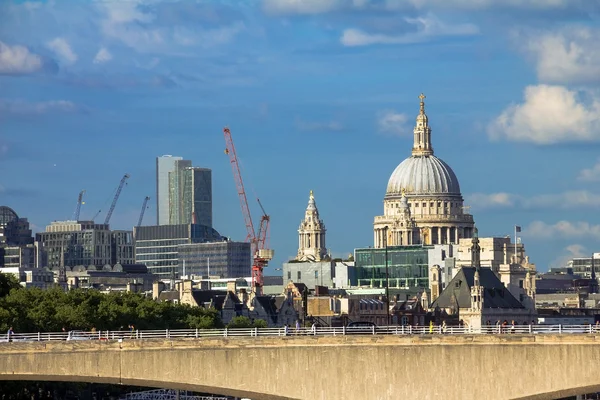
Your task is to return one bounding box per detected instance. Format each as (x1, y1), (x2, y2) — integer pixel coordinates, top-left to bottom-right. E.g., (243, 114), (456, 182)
(1, 0), (600, 272)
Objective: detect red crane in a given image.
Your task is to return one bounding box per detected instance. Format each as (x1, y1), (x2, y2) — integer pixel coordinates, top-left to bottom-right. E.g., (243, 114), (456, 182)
(223, 127), (273, 295)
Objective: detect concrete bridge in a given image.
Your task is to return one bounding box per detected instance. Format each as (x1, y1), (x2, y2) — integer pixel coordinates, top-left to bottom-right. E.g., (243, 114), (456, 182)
(1, 334), (599, 400)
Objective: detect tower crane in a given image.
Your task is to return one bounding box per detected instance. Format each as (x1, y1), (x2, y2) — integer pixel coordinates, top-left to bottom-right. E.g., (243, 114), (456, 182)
(104, 173), (130, 225)
(223, 127), (274, 295)
(73, 190), (86, 221)
(137, 196), (150, 227)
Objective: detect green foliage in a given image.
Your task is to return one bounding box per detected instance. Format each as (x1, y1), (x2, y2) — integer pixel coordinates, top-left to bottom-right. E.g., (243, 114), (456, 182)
(0, 287), (222, 333)
(252, 318), (268, 328)
(227, 316), (268, 329)
(0, 272), (20, 298)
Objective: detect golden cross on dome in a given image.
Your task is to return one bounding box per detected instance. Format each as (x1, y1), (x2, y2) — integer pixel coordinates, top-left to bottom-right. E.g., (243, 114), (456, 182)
(309, 190), (314, 199)
(401, 188), (406, 196)
(419, 93), (426, 114)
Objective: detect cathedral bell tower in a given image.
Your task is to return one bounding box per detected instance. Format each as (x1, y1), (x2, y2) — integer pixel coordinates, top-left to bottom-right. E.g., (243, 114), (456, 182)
(412, 93), (434, 157)
(297, 190), (327, 262)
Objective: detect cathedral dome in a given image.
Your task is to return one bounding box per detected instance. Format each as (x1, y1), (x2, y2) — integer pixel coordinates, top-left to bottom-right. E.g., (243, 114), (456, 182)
(386, 155), (461, 196)
(385, 93), (461, 197)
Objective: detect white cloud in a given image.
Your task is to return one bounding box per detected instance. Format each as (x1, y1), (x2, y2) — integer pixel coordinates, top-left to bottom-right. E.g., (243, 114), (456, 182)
(93, 47), (113, 64)
(173, 23), (246, 48)
(262, 0), (575, 14)
(98, 2), (244, 53)
(296, 118), (343, 131)
(488, 85), (600, 144)
(466, 190), (600, 210)
(47, 37), (78, 65)
(578, 160), (600, 182)
(377, 110), (409, 135)
(0, 41), (43, 75)
(466, 192), (516, 208)
(406, 0), (574, 10)
(524, 220), (600, 240)
(262, 0), (346, 15)
(0, 100), (83, 116)
(98, 1), (155, 25)
(340, 14), (478, 46)
(519, 27), (600, 85)
(550, 244), (587, 268)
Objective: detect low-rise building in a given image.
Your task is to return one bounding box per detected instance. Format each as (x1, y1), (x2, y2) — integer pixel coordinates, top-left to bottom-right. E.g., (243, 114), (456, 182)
(430, 230), (535, 329)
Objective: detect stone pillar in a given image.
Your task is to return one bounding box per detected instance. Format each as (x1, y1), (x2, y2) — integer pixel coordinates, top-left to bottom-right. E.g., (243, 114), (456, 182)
(446, 227), (450, 245)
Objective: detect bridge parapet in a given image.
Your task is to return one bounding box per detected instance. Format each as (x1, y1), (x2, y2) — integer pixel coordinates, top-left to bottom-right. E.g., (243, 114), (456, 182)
(2, 334), (600, 400)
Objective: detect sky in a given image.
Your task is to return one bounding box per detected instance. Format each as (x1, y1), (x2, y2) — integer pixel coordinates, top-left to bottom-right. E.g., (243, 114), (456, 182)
(1, 0), (600, 273)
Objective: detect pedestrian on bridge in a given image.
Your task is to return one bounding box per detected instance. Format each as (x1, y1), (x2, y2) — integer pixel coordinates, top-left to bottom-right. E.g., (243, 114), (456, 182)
(7, 327), (14, 342)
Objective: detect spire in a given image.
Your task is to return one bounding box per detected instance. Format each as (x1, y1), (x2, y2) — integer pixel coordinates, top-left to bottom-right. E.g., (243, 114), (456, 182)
(297, 189), (327, 262)
(412, 93), (434, 157)
(471, 227), (481, 273)
(307, 190), (316, 211)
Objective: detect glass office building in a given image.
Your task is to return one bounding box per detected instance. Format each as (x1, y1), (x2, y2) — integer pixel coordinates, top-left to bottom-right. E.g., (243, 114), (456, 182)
(353, 245), (430, 289)
(36, 221), (134, 269)
(157, 156), (213, 228)
(178, 241), (251, 278)
(156, 155), (183, 225)
(134, 224), (223, 278)
(169, 166), (212, 228)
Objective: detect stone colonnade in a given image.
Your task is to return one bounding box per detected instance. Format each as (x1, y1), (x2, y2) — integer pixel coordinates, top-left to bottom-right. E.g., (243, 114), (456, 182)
(374, 225), (474, 248)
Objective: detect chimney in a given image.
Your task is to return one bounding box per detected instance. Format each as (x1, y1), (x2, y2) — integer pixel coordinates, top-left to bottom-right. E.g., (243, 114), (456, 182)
(227, 280), (237, 294)
(152, 281), (162, 300)
(183, 280), (193, 293)
(239, 288), (249, 304)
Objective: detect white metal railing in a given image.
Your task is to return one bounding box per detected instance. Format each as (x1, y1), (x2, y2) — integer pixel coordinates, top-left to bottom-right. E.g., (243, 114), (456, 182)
(0, 324), (599, 343)
(120, 389), (230, 400)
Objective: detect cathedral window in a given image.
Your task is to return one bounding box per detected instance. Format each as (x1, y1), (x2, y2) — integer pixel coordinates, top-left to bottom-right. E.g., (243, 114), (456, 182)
(297, 271), (301, 280)
(422, 202), (426, 207)
(430, 202), (434, 207)
(314, 271), (318, 279)
(288, 271), (291, 280)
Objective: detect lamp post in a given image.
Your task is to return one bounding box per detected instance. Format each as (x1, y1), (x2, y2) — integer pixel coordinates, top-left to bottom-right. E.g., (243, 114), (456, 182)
(384, 226), (390, 326)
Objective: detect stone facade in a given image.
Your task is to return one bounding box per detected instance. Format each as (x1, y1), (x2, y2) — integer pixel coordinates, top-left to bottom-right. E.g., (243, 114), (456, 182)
(431, 229), (536, 330)
(297, 190), (327, 262)
(374, 94), (475, 248)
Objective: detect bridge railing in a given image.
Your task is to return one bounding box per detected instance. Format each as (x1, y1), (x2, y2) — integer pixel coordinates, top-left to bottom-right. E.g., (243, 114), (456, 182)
(1, 324), (599, 343)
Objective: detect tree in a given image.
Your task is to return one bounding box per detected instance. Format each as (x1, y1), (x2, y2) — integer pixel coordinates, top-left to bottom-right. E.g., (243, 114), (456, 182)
(227, 316), (268, 329)
(252, 319), (268, 329)
(0, 288), (223, 333)
(0, 272), (20, 298)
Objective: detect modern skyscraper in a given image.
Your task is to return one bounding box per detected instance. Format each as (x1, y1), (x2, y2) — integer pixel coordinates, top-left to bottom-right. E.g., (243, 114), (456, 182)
(156, 156), (213, 228)
(156, 155), (183, 225)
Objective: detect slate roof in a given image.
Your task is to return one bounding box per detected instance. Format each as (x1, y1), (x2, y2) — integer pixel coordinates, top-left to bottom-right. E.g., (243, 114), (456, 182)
(273, 295), (286, 309)
(158, 291), (180, 302)
(253, 296), (278, 316)
(431, 267), (525, 310)
(191, 290), (226, 309)
(293, 282), (308, 294)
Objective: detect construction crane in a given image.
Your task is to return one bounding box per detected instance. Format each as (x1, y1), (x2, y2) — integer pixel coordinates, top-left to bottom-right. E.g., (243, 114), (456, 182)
(72, 190), (86, 221)
(104, 173), (130, 225)
(223, 126), (274, 295)
(137, 196), (150, 227)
